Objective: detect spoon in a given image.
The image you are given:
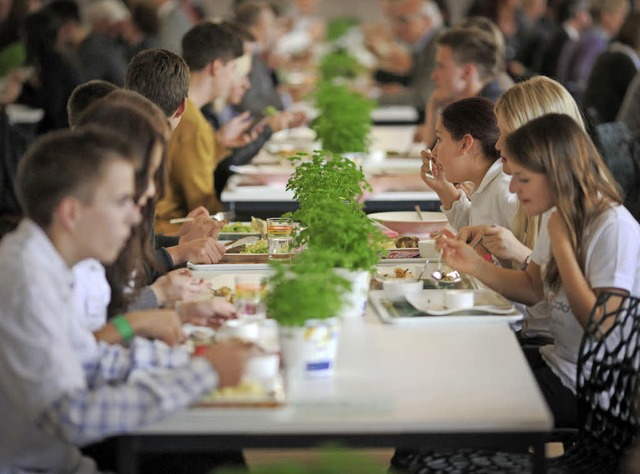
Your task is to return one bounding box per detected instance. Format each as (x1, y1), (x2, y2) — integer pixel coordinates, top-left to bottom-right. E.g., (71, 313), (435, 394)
(423, 149), (434, 180)
(414, 205), (423, 221)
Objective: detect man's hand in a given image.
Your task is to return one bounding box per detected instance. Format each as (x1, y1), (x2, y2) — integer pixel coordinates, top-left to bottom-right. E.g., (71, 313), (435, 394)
(166, 238), (226, 266)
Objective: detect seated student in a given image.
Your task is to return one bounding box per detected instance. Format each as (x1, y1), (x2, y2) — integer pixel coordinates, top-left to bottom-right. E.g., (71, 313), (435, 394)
(421, 97), (517, 235)
(154, 22), (254, 233)
(0, 126), (249, 472)
(73, 97), (223, 337)
(437, 114), (640, 428)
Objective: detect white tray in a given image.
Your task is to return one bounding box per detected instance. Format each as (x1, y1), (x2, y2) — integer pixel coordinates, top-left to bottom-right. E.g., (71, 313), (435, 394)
(370, 290), (523, 324)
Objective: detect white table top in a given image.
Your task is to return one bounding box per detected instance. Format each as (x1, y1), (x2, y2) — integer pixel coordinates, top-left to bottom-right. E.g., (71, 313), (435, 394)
(221, 126), (439, 204)
(131, 311), (552, 436)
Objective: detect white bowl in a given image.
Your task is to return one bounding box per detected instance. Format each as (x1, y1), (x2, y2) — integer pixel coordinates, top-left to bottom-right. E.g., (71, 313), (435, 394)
(368, 211), (448, 236)
(444, 290), (475, 310)
(221, 319), (259, 342)
(418, 239), (440, 258)
(383, 280), (423, 302)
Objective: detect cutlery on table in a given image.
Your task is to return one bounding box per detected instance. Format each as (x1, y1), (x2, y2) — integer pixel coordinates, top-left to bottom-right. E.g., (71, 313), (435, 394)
(423, 148), (435, 180)
(224, 235), (260, 251)
(169, 211), (235, 225)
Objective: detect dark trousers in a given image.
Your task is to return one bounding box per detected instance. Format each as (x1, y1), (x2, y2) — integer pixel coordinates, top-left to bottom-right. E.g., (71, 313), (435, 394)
(82, 438), (246, 474)
(523, 346), (577, 428)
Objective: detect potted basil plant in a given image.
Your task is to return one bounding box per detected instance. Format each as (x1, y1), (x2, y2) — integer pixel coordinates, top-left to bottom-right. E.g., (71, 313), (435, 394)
(266, 249), (351, 379)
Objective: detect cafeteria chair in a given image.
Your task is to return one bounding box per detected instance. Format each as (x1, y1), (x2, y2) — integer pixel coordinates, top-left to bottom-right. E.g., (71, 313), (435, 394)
(390, 290), (640, 473)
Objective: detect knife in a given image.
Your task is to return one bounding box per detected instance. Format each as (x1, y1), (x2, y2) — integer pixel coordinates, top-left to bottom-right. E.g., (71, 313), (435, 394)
(169, 211), (235, 225)
(224, 235), (260, 251)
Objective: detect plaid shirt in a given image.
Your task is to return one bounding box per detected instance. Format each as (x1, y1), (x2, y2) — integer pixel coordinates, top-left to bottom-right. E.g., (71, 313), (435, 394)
(38, 357), (216, 446)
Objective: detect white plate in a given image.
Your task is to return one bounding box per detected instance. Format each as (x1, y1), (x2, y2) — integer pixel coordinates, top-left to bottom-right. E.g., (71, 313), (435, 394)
(406, 289), (516, 315)
(187, 262), (272, 272)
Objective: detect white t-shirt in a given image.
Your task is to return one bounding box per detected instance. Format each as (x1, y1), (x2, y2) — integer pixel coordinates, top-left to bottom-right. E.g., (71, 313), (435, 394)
(442, 160), (518, 232)
(522, 211), (553, 340)
(534, 205), (640, 393)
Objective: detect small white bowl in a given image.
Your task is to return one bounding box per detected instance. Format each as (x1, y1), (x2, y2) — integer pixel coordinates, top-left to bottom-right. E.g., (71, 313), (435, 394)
(444, 290), (475, 310)
(221, 319), (259, 342)
(383, 280), (423, 302)
(418, 239), (439, 259)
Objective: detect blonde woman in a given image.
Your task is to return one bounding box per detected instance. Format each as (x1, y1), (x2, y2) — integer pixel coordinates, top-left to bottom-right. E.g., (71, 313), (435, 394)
(458, 76), (586, 343)
(438, 114), (640, 427)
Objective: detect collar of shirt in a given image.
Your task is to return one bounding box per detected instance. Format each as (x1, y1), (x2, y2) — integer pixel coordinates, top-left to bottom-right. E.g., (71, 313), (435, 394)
(19, 219), (75, 297)
(474, 160), (507, 197)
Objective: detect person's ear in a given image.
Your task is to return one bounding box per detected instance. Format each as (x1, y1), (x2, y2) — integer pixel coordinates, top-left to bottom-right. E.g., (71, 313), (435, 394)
(173, 97), (187, 120)
(461, 133), (474, 153)
(57, 196), (81, 231)
(210, 58), (223, 77)
(462, 63), (475, 81)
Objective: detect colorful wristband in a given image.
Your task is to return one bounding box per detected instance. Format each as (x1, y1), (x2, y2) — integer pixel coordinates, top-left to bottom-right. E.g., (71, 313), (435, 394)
(112, 314), (135, 343)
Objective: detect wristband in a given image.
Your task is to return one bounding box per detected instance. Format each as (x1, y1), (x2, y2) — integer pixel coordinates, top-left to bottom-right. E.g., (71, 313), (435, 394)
(112, 314), (135, 343)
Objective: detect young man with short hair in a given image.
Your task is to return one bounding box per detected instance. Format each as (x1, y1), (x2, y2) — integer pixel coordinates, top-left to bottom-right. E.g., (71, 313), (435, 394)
(0, 127), (248, 472)
(154, 22), (244, 233)
(421, 26), (506, 148)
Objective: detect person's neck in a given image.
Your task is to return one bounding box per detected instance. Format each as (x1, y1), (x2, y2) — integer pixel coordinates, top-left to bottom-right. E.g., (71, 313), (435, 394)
(187, 72), (213, 109)
(45, 227), (81, 268)
(462, 78), (484, 99)
(469, 157), (494, 188)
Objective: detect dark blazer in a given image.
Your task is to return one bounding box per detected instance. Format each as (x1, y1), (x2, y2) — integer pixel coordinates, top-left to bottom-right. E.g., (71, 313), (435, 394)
(534, 27), (570, 78)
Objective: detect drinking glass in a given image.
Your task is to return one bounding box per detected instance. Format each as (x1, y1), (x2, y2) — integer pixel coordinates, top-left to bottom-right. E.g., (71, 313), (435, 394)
(234, 275), (267, 320)
(266, 217), (293, 261)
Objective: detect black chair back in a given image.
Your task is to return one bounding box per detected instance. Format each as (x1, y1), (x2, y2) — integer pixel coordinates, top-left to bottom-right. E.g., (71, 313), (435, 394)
(563, 291), (640, 472)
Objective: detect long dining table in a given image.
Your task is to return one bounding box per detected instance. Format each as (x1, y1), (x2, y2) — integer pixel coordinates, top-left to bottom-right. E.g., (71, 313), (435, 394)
(220, 125), (441, 219)
(114, 279), (553, 473)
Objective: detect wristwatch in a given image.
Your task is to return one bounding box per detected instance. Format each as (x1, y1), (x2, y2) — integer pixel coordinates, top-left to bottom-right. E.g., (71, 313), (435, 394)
(521, 254), (532, 270)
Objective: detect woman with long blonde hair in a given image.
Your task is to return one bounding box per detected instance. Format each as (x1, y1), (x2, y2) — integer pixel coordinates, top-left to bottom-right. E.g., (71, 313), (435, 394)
(438, 114), (640, 427)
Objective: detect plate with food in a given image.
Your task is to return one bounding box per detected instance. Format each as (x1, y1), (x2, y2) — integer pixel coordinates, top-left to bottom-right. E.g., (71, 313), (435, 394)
(222, 238), (269, 263)
(195, 373), (286, 408)
(219, 217), (265, 240)
(379, 235), (421, 259)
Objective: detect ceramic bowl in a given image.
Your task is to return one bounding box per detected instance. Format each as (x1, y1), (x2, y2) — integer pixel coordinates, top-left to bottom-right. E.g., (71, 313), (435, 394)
(368, 211), (448, 236)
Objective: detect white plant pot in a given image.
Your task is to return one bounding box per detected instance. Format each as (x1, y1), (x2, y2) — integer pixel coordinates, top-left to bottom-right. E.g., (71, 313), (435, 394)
(278, 318), (340, 380)
(334, 268), (371, 318)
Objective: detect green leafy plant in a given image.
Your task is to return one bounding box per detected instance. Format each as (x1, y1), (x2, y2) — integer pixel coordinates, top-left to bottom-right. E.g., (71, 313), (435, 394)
(326, 18), (359, 42)
(311, 82), (375, 154)
(285, 151), (384, 271)
(286, 150), (371, 208)
(266, 249), (351, 327)
(318, 50), (364, 82)
(293, 196), (383, 272)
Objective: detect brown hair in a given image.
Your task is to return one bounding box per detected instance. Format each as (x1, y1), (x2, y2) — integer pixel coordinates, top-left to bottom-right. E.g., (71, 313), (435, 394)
(16, 127), (134, 228)
(436, 26), (499, 81)
(67, 79), (119, 128)
(505, 114), (622, 290)
(125, 48), (189, 117)
(181, 21), (244, 71)
(76, 94), (168, 316)
(440, 97), (500, 161)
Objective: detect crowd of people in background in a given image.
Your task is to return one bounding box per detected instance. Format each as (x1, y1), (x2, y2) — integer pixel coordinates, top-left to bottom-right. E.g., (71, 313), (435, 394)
(1, 0), (640, 472)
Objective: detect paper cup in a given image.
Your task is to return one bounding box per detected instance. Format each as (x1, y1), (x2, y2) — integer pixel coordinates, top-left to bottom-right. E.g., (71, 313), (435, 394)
(418, 239), (439, 258)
